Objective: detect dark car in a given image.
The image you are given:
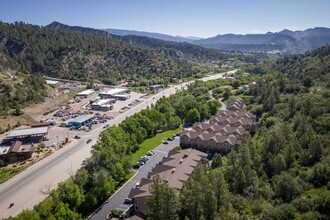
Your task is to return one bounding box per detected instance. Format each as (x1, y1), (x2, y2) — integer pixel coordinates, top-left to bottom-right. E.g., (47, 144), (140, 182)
(140, 156), (148, 162)
(163, 141), (169, 144)
(124, 198), (132, 204)
(74, 135), (81, 139)
(87, 139), (92, 144)
(133, 162), (140, 169)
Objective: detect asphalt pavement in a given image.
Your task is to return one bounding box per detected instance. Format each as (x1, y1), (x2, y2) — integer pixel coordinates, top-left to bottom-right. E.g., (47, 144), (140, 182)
(90, 138), (180, 220)
(0, 70), (236, 219)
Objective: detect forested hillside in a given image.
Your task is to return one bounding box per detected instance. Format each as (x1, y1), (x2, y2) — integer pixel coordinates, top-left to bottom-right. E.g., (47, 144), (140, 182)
(45, 21), (256, 64)
(0, 45), (47, 119)
(0, 21), (193, 85)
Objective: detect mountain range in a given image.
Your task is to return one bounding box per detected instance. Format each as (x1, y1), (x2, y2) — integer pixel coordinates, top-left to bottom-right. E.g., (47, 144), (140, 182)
(102, 28), (202, 43)
(195, 28), (330, 53)
(47, 22), (330, 54)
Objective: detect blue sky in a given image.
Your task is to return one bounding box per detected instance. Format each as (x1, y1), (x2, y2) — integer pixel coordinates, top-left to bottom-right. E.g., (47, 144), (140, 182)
(1, 0), (329, 38)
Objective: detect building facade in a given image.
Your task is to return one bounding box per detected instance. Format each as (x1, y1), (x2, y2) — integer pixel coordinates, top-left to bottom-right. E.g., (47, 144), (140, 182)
(180, 109), (257, 153)
(128, 148), (207, 216)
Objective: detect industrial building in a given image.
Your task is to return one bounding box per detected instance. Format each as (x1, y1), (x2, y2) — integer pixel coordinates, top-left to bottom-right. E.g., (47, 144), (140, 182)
(7, 127), (49, 139)
(75, 89), (95, 98)
(111, 94), (130, 100)
(99, 88), (129, 99)
(91, 99), (114, 111)
(65, 114), (95, 127)
(149, 84), (163, 91)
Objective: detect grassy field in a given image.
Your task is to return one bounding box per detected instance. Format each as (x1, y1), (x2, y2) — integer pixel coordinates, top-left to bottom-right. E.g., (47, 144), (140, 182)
(131, 128), (181, 164)
(0, 168), (22, 184)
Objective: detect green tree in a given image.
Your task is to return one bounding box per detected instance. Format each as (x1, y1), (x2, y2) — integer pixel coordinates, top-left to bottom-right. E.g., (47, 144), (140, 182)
(211, 153), (223, 169)
(52, 182), (83, 211)
(207, 100), (220, 116)
(52, 203), (81, 220)
(209, 169), (229, 211)
(184, 108), (200, 126)
(146, 174), (179, 220)
(232, 80), (241, 89)
(272, 172), (303, 203)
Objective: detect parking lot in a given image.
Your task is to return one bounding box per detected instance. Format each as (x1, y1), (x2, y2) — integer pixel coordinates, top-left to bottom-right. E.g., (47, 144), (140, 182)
(39, 88), (147, 147)
(90, 136), (181, 220)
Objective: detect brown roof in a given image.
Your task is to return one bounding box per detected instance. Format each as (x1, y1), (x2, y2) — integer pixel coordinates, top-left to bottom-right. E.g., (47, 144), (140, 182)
(8, 141), (22, 153)
(129, 148), (207, 199)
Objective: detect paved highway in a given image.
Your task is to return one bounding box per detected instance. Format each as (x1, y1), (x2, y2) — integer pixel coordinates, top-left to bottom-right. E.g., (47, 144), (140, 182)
(0, 70), (236, 219)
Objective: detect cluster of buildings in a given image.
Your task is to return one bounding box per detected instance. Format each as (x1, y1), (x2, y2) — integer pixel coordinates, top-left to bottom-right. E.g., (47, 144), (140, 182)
(0, 125), (49, 164)
(128, 148), (207, 216)
(180, 98), (257, 154)
(75, 88), (131, 111)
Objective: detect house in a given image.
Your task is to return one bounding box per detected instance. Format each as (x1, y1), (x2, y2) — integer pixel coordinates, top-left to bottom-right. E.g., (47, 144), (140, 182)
(128, 148), (207, 216)
(0, 141), (35, 164)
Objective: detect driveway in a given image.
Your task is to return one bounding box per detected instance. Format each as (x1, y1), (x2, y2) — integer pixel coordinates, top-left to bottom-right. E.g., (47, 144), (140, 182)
(90, 138), (180, 220)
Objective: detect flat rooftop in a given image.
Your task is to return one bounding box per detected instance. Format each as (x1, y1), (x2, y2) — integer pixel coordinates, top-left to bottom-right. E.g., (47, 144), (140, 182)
(111, 94), (130, 98)
(7, 127), (49, 138)
(99, 88), (128, 96)
(76, 89), (95, 96)
(68, 114), (95, 124)
(45, 80), (59, 85)
(92, 99), (113, 106)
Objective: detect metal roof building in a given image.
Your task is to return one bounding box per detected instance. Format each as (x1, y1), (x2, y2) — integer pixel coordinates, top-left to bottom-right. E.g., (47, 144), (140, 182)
(75, 89), (95, 98)
(99, 88), (129, 99)
(67, 114), (95, 127)
(45, 80), (59, 85)
(7, 127), (49, 138)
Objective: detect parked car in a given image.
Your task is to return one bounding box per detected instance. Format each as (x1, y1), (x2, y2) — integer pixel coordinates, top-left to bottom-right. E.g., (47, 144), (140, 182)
(103, 124), (109, 129)
(74, 135), (81, 139)
(135, 182), (140, 189)
(163, 141), (169, 144)
(147, 151), (153, 156)
(133, 162), (140, 169)
(87, 139), (92, 144)
(124, 198), (132, 204)
(140, 156), (148, 162)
